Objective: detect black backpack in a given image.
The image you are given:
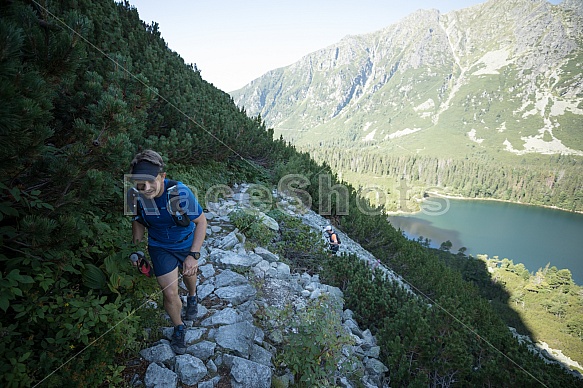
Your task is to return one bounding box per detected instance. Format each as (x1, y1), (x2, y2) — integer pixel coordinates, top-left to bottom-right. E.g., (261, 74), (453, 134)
(329, 231), (341, 245)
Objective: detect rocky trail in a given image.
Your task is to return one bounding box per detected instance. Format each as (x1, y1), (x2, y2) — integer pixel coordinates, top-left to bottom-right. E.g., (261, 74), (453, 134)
(125, 184), (396, 388)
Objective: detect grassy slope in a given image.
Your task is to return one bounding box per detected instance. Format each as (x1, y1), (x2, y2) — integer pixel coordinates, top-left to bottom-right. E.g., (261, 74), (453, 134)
(488, 264), (583, 371)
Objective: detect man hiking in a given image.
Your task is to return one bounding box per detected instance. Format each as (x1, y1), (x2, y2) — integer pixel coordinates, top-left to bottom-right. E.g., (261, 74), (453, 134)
(128, 150), (207, 355)
(325, 225), (340, 254)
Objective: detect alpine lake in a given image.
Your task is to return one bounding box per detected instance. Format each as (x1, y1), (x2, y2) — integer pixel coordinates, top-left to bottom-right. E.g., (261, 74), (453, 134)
(387, 197), (583, 285)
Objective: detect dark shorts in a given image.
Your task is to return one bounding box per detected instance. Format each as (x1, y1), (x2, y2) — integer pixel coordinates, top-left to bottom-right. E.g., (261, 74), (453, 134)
(148, 246), (190, 277)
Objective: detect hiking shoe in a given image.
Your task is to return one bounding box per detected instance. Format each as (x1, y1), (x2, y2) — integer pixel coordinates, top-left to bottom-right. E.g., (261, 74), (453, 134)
(185, 295), (198, 321)
(170, 324), (186, 355)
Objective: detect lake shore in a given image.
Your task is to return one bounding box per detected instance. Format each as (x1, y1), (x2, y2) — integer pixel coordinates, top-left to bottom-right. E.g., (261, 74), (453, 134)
(385, 193), (583, 285)
(385, 191), (583, 216)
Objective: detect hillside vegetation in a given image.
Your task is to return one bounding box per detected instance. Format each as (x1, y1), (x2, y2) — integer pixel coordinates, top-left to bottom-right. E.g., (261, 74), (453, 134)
(0, 0), (581, 387)
(308, 147), (583, 212)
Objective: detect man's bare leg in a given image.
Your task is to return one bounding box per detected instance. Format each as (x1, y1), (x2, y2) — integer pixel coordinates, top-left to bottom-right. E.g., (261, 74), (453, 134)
(156, 267), (183, 326)
(182, 273), (197, 297)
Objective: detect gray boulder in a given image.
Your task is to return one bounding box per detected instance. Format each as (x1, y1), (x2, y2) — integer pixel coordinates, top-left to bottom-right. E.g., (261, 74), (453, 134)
(139, 342), (175, 364)
(275, 262), (291, 279)
(186, 341), (216, 361)
(201, 307), (246, 326)
(197, 282), (215, 301)
(364, 357), (389, 386)
(250, 343), (273, 367)
(254, 247), (280, 262)
(258, 213), (279, 231)
(214, 284), (257, 305)
(212, 249), (262, 269)
(199, 263), (216, 278)
(230, 356), (272, 388)
(144, 362), (177, 388)
(215, 321), (257, 358)
(215, 269), (249, 288)
(175, 354), (207, 386)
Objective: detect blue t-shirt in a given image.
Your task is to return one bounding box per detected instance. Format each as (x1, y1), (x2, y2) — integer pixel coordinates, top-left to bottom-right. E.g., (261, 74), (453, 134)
(139, 179), (203, 250)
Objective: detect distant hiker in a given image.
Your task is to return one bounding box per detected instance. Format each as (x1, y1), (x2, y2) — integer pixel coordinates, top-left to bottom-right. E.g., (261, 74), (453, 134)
(325, 225), (340, 254)
(128, 150), (207, 355)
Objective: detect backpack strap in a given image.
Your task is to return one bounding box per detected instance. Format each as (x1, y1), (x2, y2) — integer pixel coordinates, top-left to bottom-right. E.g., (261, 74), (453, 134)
(166, 180), (191, 227)
(128, 187), (150, 227)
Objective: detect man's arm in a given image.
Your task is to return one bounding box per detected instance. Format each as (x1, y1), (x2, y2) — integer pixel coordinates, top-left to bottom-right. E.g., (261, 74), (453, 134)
(131, 221), (146, 266)
(132, 221), (146, 245)
(189, 213), (207, 253)
(183, 213), (207, 277)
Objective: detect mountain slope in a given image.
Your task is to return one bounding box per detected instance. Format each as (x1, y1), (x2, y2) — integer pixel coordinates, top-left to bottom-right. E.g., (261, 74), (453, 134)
(232, 0), (583, 158)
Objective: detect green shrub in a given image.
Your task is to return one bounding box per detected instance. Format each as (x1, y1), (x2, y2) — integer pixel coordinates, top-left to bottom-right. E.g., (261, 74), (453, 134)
(266, 210), (328, 274)
(268, 295), (357, 387)
(229, 208), (276, 247)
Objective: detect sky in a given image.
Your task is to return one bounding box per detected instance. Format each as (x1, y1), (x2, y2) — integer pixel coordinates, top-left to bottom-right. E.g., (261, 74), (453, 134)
(126, 0), (563, 93)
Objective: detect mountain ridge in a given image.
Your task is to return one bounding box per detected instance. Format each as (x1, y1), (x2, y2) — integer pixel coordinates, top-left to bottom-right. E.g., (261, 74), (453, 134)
(232, 0), (583, 158)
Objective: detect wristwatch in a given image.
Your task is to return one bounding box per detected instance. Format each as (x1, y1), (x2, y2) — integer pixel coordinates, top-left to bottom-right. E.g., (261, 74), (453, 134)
(188, 251), (201, 260)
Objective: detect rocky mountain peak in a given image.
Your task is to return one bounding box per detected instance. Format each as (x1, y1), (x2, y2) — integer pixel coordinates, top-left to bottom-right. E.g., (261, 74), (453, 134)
(232, 0), (583, 157)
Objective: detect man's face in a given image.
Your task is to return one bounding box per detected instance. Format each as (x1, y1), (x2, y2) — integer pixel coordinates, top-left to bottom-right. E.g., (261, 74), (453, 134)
(135, 173), (166, 199)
